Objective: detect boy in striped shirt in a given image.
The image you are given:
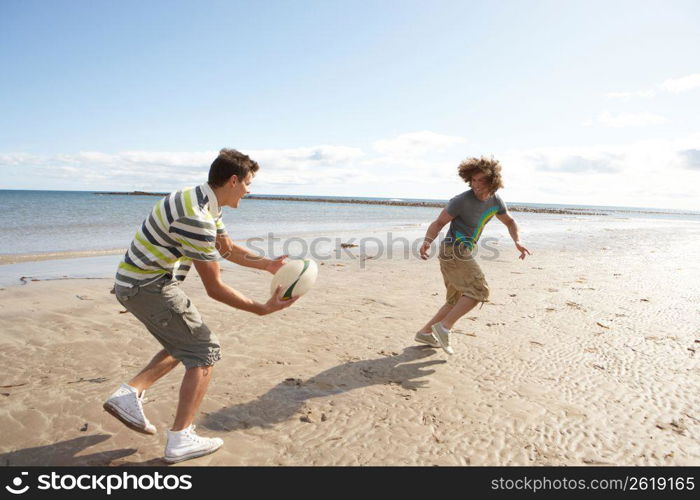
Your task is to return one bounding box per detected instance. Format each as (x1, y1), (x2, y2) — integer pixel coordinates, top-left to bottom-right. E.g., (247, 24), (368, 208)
(416, 156), (530, 355)
(104, 149), (296, 463)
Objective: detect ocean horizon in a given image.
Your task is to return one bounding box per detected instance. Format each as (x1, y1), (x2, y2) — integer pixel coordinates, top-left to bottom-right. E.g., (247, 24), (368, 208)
(3, 188), (699, 215)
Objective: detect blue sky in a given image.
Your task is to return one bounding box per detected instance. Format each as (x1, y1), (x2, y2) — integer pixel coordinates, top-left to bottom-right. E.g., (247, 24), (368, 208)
(1, 0), (699, 209)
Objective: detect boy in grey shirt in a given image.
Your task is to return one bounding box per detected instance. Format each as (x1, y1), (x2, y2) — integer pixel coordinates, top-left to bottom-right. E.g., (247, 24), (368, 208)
(417, 156), (530, 354)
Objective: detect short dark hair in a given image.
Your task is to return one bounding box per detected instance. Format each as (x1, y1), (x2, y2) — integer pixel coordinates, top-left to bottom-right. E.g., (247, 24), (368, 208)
(208, 149), (260, 187)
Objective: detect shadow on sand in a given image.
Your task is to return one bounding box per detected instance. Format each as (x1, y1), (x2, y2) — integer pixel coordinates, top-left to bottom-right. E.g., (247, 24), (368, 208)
(0, 434), (136, 466)
(3, 348), (443, 466)
(201, 346), (445, 432)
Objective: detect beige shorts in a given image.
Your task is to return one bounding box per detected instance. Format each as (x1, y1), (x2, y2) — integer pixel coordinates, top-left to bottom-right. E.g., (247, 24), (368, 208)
(114, 278), (221, 369)
(438, 243), (490, 305)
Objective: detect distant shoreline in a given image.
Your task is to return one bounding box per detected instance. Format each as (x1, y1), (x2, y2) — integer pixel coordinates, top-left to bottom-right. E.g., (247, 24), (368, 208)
(95, 191), (607, 216)
(0, 248), (125, 266)
(97, 191), (168, 197)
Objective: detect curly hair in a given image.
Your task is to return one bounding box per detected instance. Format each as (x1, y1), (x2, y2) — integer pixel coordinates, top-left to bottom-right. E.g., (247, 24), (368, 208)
(457, 156), (504, 194)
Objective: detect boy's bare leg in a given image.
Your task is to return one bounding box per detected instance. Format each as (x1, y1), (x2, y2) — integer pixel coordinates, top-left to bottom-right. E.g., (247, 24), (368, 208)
(440, 295), (479, 330)
(172, 366), (213, 431)
(128, 349), (180, 394)
(417, 302), (454, 334)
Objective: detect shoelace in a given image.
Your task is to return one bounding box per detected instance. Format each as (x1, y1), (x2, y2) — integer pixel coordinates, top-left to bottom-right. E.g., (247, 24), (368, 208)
(125, 390), (149, 423)
(120, 391), (140, 414)
(134, 392), (147, 415)
(183, 425), (207, 444)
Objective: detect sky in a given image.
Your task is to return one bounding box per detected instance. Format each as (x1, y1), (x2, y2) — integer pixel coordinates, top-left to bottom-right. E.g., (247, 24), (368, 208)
(1, 0), (699, 209)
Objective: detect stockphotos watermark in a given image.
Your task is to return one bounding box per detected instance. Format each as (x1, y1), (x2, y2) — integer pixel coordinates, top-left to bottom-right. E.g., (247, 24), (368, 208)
(218, 232), (502, 268)
(4, 470), (192, 496)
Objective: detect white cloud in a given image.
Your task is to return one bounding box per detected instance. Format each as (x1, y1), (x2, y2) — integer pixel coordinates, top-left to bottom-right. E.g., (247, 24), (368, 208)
(0, 146), (367, 191)
(248, 145), (364, 171)
(0, 153), (42, 165)
(679, 149), (700, 170)
(606, 72), (700, 99)
(605, 89), (656, 100)
(2, 132), (699, 209)
(530, 153), (622, 173)
(496, 135), (700, 209)
(373, 131), (466, 157)
(596, 111), (668, 128)
(660, 73), (700, 93)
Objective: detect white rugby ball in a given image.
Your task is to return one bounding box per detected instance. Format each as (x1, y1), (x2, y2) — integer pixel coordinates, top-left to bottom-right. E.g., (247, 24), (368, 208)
(270, 259), (318, 300)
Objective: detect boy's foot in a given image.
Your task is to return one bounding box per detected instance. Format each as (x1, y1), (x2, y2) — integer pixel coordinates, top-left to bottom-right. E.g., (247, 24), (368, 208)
(414, 331), (440, 348)
(103, 383), (157, 435)
(431, 323), (455, 355)
(164, 425), (223, 464)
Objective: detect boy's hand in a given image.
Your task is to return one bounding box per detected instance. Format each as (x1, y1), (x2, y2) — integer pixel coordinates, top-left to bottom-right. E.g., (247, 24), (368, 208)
(261, 285), (299, 314)
(515, 243), (530, 260)
(419, 240), (432, 260)
(265, 255), (288, 274)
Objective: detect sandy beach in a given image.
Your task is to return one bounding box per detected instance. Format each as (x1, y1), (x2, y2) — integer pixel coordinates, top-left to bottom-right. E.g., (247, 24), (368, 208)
(0, 223), (698, 466)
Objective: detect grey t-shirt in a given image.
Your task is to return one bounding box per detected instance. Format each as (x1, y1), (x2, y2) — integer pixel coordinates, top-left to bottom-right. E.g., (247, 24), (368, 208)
(445, 190), (508, 249)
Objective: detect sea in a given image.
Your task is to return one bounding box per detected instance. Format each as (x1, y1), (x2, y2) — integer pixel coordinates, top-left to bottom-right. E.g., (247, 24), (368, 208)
(1, 189), (699, 287)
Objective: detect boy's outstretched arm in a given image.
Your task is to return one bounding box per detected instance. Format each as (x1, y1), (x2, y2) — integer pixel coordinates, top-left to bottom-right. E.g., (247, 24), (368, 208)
(193, 259), (297, 315)
(420, 209), (455, 260)
(496, 213), (530, 260)
(215, 234), (286, 273)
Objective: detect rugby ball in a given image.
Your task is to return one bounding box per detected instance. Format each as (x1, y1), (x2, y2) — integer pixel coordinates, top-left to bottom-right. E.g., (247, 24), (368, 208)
(270, 259), (318, 300)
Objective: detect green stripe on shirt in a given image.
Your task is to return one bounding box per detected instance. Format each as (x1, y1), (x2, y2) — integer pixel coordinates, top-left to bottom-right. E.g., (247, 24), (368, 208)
(119, 261), (167, 275)
(135, 233), (179, 264)
(115, 183), (225, 288)
(183, 188), (196, 217)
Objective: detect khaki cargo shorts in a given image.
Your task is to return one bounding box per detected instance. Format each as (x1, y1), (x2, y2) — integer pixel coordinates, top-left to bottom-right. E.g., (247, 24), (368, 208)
(438, 243), (490, 305)
(114, 277), (221, 368)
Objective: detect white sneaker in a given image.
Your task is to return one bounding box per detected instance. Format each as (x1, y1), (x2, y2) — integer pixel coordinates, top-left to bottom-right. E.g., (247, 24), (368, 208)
(103, 383), (157, 435)
(431, 322), (455, 355)
(414, 331), (440, 348)
(164, 425), (223, 464)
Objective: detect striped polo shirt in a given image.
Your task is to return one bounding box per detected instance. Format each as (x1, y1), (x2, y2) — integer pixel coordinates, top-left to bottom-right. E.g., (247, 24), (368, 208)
(115, 183), (226, 288)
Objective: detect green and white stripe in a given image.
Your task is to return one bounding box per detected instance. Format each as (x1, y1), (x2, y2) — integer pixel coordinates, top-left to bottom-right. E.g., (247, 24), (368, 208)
(115, 183), (226, 288)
